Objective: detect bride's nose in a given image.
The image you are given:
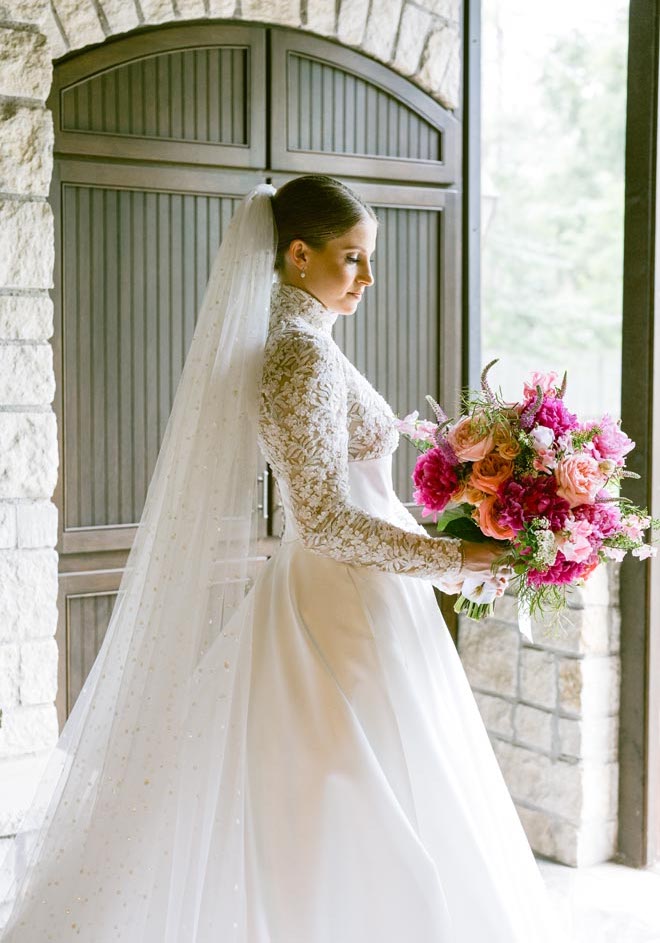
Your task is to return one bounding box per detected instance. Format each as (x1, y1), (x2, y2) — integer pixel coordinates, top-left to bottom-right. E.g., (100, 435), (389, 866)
(358, 260), (374, 286)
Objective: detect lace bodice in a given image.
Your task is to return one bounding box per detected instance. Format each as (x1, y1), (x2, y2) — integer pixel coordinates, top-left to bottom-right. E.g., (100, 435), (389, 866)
(257, 281), (463, 581)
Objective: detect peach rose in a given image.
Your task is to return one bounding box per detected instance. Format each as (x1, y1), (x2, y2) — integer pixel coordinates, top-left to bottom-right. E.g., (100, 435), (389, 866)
(452, 481), (488, 506)
(446, 415), (495, 462)
(476, 495), (516, 541)
(470, 452), (514, 496)
(554, 454), (606, 508)
(493, 422), (521, 460)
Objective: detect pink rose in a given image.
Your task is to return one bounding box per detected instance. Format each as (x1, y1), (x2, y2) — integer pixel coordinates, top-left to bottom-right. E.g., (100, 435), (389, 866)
(523, 371), (559, 399)
(554, 455), (606, 508)
(446, 415), (495, 462)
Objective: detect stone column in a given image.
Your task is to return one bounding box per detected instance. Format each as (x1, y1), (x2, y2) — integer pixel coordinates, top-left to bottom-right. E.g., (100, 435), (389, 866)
(0, 0), (59, 892)
(458, 564), (620, 866)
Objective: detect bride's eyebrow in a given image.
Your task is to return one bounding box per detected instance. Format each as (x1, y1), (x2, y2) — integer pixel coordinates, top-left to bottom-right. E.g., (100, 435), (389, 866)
(343, 246), (374, 253)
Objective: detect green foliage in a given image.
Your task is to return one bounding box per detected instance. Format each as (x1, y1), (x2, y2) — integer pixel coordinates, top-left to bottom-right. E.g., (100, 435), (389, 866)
(482, 11), (627, 365)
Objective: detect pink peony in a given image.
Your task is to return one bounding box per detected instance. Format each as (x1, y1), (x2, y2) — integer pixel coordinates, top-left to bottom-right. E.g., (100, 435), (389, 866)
(523, 372), (560, 399)
(592, 415), (635, 466)
(555, 454), (606, 508)
(412, 447), (460, 521)
(498, 475), (571, 533)
(632, 544), (658, 560)
(534, 397), (579, 437)
(527, 550), (598, 587)
(573, 497), (621, 539)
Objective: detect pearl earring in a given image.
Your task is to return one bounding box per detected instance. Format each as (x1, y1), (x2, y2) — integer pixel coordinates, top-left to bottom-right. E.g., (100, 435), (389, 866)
(300, 269), (306, 279)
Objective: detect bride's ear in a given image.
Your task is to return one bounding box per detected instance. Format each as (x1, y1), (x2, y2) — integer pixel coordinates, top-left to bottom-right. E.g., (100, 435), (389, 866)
(288, 239), (310, 268)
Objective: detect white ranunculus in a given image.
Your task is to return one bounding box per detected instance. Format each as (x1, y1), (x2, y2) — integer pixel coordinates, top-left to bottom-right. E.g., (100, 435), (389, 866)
(529, 425), (555, 451)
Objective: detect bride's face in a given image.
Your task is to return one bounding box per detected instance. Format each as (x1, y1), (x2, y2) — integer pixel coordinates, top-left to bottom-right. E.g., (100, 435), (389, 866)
(285, 216), (377, 315)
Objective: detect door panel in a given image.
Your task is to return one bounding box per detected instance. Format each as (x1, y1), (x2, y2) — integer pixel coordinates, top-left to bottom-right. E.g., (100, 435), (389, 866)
(270, 29), (459, 184)
(50, 24), (266, 167)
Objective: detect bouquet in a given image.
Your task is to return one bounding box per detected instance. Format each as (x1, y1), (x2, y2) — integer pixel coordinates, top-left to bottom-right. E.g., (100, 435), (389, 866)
(395, 362), (658, 626)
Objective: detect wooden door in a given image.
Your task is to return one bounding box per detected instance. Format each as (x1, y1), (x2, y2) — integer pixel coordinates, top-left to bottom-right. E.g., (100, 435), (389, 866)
(49, 24), (462, 725)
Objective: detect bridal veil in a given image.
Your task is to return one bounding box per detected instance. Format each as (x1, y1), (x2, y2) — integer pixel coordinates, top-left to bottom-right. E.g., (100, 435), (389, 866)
(0, 183), (277, 940)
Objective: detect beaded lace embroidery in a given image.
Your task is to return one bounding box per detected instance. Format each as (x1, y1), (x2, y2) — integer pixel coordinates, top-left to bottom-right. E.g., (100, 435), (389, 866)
(257, 281), (462, 580)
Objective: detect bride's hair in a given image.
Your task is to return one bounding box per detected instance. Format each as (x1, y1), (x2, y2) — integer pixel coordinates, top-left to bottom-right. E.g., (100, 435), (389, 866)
(271, 174), (377, 271)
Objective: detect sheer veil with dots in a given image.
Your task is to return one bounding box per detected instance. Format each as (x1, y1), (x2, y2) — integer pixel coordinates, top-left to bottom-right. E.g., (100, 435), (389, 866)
(0, 183), (277, 941)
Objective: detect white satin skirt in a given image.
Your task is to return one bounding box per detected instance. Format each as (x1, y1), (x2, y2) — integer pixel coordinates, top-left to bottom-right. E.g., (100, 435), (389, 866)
(177, 453), (563, 942)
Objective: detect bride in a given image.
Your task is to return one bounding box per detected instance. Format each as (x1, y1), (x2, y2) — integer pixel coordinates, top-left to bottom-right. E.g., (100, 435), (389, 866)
(0, 175), (563, 941)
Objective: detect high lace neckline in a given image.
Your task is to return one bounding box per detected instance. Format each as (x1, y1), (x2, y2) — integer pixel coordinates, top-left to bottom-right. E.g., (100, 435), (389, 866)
(269, 281), (339, 335)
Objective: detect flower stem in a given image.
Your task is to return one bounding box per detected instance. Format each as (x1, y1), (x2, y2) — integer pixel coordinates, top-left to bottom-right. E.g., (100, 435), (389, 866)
(453, 594), (495, 622)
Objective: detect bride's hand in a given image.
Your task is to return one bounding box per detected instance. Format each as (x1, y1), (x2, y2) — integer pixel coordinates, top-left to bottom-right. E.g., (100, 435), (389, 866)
(460, 541), (512, 580)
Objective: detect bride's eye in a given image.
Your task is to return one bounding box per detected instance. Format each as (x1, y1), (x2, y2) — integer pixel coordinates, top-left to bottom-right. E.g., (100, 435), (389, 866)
(347, 256), (360, 264)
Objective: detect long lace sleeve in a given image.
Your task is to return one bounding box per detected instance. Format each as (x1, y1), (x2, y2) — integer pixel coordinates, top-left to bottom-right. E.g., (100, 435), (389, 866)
(260, 328), (463, 581)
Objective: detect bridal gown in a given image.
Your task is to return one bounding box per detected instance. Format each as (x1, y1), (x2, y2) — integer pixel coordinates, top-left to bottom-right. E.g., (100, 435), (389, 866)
(1, 281), (563, 942)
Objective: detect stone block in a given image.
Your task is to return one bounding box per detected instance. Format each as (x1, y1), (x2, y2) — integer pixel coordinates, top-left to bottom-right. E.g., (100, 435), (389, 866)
(393, 3), (433, 77)
(557, 655), (620, 718)
(51, 0), (104, 50)
(337, 0), (369, 46)
(19, 637), (58, 704)
(97, 0), (140, 33)
(417, 23), (460, 111)
(0, 344), (54, 406)
(0, 549), (58, 642)
(16, 499), (57, 549)
(0, 504), (16, 548)
(139, 0), (180, 24)
(519, 647), (556, 709)
(565, 562), (611, 608)
(305, 0), (336, 34)
(0, 200), (54, 290)
(516, 804), (578, 866)
(420, 0), (460, 21)
(241, 0), (300, 25)
(575, 817), (617, 866)
(0, 704), (57, 758)
(362, 0), (403, 62)
(514, 703), (553, 753)
(0, 295), (52, 341)
(472, 691), (513, 738)
(0, 411), (58, 500)
(457, 619), (519, 697)
(492, 739), (557, 812)
(0, 643), (19, 707)
(0, 27), (51, 99)
(0, 100), (53, 197)
(558, 714), (618, 763)
(0, 0), (50, 26)
(42, 5), (68, 59)
(207, 0), (236, 15)
(529, 604), (618, 657)
(0, 753), (50, 836)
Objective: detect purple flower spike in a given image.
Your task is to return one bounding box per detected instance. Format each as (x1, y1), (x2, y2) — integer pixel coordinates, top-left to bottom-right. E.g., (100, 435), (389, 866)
(480, 359), (499, 406)
(425, 394), (449, 426)
(520, 385), (543, 431)
(558, 371), (568, 399)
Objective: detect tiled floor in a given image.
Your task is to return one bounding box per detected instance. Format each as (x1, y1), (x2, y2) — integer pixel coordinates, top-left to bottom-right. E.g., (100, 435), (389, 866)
(538, 858), (660, 942)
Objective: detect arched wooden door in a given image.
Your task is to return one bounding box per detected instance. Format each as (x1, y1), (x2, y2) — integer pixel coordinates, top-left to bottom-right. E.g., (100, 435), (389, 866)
(48, 22), (462, 725)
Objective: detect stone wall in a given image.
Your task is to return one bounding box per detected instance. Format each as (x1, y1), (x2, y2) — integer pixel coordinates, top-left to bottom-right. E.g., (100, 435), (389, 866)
(458, 564), (620, 867)
(0, 0), (59, 894)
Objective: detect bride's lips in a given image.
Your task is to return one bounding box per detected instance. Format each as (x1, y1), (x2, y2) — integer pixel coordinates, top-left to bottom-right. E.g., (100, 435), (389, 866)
(348, 291), (363, 300)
